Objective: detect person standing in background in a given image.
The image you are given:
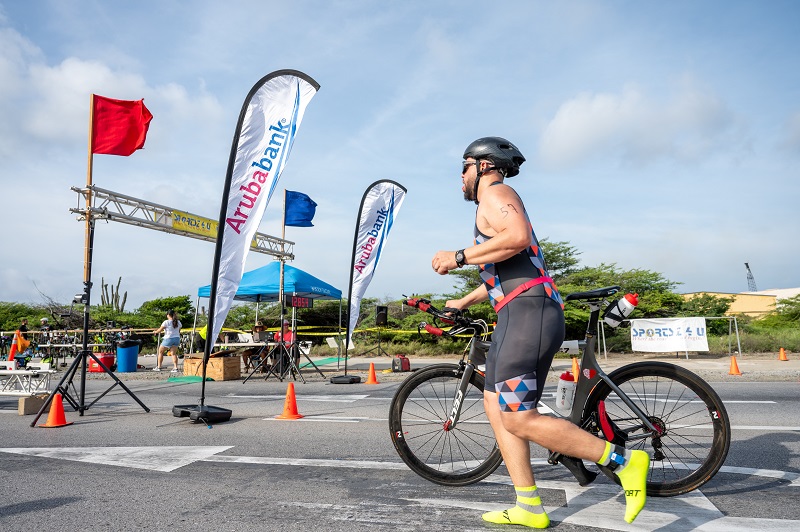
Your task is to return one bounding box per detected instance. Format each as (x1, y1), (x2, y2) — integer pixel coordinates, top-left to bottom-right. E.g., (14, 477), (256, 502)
(153, 310), (182, 373)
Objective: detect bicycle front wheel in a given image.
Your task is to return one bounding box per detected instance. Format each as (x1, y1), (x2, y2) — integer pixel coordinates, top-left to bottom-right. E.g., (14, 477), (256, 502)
(389, 364), (503, 486)
(584, 361), (730, 496)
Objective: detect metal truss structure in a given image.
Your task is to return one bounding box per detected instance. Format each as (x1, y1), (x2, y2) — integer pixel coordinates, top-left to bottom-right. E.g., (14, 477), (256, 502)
(70, 185), (294, 260)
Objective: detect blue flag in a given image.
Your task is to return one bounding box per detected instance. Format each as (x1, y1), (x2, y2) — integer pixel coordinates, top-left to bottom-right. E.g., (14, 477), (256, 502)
(285, 190), (317, 227)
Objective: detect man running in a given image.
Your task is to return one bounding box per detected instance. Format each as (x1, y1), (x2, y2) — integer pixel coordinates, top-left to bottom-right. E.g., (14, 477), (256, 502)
(431, 137), (649, 528)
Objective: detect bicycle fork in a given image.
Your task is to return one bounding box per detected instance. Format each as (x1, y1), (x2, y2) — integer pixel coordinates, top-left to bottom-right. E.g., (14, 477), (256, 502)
(443, 363), (474, 432)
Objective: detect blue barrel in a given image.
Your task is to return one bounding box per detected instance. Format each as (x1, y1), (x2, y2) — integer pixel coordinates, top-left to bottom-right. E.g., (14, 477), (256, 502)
(116, 339), (141, 372)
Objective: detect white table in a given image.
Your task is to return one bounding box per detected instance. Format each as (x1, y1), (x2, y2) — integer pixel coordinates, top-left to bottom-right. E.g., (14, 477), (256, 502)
(0, 364), (56, 396)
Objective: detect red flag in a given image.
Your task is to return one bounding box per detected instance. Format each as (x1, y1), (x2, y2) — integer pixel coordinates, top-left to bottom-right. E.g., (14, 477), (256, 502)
(91, 95), (153, 156)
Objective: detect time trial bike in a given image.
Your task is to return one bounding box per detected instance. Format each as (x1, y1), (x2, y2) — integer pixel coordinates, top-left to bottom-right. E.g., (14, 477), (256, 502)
(388, 286), (730, 496)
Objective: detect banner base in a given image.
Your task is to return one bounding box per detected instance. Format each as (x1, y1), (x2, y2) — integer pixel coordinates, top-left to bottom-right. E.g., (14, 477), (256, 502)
(330, 375), (361, 384)
(172, 404), (232, 424)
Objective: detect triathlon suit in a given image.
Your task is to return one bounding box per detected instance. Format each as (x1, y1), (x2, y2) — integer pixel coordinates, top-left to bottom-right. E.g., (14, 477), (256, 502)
(477, 183), (565, 412)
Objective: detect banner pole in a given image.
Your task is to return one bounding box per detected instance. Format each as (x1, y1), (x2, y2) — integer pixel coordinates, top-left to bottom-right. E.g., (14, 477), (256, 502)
(340, 180), (407, 376)
(85, 94), (94, 284)
(280, 189), (286, 332)
(175, 70), (318, 424)
(341, 188), (368, 377)
(78, 94), (97, 413)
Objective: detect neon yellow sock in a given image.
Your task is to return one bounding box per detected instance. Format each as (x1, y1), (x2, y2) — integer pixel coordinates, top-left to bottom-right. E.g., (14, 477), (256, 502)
(616, 450), (649, 523)
(482, 486), (549, 529)
(599, 442), (649, 523)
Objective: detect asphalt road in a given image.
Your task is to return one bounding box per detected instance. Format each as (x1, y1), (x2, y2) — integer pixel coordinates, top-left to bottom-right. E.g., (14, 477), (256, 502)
(1, 355), (799, 531)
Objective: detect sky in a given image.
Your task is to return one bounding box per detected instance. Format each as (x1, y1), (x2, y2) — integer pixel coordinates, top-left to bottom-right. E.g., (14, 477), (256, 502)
(1, 0), (799, 312)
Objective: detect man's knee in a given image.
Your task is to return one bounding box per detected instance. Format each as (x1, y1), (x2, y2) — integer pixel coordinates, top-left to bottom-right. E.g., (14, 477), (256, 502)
(500, 410), (539, 436)
(483, 392), (496, 412)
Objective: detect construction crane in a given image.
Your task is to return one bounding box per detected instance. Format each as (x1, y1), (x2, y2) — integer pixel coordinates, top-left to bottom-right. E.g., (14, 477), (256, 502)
(745, 262), (758, 292)
(70, 185), (294, 260)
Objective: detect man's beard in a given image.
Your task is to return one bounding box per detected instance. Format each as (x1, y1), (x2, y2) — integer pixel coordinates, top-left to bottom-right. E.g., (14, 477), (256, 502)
(462, 177), (476, 202)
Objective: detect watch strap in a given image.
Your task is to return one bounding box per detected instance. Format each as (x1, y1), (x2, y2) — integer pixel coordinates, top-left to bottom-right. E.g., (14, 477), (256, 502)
(455, 249), (466, 268)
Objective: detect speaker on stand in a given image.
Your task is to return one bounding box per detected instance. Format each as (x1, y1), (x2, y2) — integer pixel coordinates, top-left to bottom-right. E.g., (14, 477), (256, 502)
(376, 305), (388, 327)
(359, 305), (389, 357)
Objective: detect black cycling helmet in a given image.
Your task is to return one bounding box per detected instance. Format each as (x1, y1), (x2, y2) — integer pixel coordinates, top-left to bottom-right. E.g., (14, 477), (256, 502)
(463, 137), (525, 177)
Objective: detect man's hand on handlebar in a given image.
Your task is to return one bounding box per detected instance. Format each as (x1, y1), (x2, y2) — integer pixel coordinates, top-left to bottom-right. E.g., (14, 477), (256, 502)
(405, 295), (471, 329)
(444, 298), (467, 313)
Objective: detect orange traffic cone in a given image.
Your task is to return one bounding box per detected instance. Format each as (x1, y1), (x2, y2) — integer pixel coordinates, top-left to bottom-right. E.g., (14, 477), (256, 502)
(365, 362), (380, 384)
(8, 330), (20, 361)
(571, 357), (580, 383)
(779, 348), (788, 361)
(39, 393), (73, 428)
(275, 382), (303, 420)
(729, 356), (742, 376)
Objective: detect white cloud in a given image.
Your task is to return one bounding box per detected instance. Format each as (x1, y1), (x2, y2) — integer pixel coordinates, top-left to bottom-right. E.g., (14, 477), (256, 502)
(26, 58), (149, 142)
(0, 18), (224, 159)
(0, 26), (41, 98)
(538, 79), (743, 169)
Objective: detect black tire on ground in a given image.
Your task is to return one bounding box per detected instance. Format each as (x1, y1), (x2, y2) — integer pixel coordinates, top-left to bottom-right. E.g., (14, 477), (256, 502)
(389, 364), (503, 486)
(584, 361), (731, 497)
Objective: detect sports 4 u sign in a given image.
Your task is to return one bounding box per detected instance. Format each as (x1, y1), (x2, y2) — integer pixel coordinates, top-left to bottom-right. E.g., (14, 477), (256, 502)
(630, 317), (709, 353)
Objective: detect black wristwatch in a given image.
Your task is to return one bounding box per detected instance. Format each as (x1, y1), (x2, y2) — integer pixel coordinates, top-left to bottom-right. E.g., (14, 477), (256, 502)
(455, 249), (466, 268)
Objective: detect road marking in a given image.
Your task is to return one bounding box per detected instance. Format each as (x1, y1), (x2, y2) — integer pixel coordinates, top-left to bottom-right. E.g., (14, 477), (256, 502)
(720, 400), (776, 404)
(718, 465), (800, 486)
(603, 396), (776, 405)
(3, 446), (800, 490)
(731, 425), (800, 431)
(409, 477), (800, 531)
(203, 455), (410, 470)
(0, 446), (232, 472)
(263, 415), (380, 423)
(225, 394), (369, 403)
(3, 446), (796, 528)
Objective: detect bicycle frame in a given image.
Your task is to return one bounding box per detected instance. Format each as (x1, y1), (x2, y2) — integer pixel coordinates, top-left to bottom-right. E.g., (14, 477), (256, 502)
(565, 300), (657, 433)
(446, 299), (656, 436)
(395, 291), (730, 493)
(436, 294), (660, 486)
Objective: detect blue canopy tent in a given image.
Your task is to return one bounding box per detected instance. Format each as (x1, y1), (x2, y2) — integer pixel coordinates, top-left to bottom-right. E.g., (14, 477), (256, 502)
(193, 262), (343, 358)
(197, 262), (341, 302)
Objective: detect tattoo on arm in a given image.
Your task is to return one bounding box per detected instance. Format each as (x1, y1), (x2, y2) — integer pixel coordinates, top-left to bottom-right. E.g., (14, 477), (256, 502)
(500, 204), (519, 217)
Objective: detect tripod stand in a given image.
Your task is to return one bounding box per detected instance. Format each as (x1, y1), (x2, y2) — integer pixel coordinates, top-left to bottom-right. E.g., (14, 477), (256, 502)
(358, 305), (390, 357)
(30, 344), (150, 427)
(359, 326), (389, 357)
(263, 342), (303, 383)
(242, 343), (274, 383)
(29, 217), (149, 426)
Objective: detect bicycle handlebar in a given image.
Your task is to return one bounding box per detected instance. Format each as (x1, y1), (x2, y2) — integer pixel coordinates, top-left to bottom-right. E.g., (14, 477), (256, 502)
(422, 323), (444, 336)
(405, 296), (483, 337)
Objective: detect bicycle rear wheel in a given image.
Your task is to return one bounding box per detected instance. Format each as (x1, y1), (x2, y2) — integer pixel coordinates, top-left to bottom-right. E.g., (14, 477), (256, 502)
(584, 361), (730, 496)
(389, 364), (503, 486)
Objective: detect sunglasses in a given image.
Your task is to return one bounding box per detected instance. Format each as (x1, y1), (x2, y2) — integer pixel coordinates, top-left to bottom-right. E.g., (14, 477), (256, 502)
(462, 161), (478, 174)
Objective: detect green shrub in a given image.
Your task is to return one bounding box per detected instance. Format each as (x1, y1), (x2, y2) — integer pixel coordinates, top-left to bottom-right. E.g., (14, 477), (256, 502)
(722, 329), (800, 353)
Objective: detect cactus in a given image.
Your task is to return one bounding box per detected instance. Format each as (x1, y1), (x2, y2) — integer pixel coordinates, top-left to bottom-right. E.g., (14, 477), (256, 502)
(100, 276), (127, 313)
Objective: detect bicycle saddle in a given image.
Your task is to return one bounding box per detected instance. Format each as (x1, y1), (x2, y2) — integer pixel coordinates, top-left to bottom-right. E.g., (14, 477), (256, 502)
(564, 286), (620, 301)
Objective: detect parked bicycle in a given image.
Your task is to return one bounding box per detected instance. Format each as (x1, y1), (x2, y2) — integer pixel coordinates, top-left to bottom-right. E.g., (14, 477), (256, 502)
(389, 286), (730, 496)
